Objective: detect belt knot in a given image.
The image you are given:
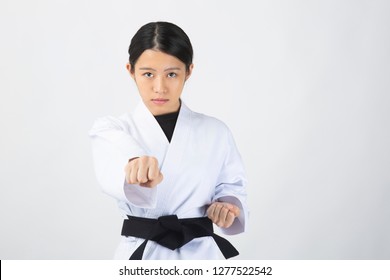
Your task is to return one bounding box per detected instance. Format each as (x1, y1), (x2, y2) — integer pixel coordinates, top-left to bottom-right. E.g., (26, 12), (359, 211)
(156, 215), (185, 250)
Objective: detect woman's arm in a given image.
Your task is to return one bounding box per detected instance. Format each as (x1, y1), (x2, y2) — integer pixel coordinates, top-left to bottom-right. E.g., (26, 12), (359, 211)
(89, 116), (159, 208)
(212, 127), (248, 234)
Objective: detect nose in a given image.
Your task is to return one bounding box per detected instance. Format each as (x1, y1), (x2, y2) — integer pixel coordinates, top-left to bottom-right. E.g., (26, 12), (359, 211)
(153, 76), (167, 94)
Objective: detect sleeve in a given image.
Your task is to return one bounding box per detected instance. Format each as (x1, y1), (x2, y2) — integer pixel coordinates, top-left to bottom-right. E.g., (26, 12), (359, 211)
(213, 127), (248, 235)
(89, 116), (158, 208)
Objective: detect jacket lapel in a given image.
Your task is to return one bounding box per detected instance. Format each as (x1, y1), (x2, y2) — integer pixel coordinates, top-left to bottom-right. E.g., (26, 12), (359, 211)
(157, 103), (192, 212)
(132, 102), (169, 167)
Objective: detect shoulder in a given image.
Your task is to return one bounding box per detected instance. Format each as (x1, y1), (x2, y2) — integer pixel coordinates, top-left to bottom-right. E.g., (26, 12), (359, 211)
(193, 111), (228, 128)
(183, 101), (227, 129)
(188, 107), (231, 136)
(89, 113), (133, 136)
(185, 106), (239, 155)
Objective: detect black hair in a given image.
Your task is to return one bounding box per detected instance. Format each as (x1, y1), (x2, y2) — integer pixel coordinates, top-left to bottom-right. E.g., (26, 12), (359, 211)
(128, 22), (193, 72)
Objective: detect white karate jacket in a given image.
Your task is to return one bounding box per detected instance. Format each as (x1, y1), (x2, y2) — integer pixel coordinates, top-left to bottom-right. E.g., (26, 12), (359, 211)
(89, 101), (248, 259)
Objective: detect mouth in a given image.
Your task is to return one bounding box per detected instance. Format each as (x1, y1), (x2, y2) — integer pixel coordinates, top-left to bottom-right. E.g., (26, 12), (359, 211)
(151, 98), (169, 105)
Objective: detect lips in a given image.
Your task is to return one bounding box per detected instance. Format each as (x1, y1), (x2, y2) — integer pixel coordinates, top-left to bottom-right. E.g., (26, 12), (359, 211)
(151, 98), (169, 105)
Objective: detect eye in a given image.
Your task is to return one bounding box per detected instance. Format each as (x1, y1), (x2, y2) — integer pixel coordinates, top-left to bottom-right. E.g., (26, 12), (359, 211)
(143, 72), (153, 78)
(167, 72), (177, 78)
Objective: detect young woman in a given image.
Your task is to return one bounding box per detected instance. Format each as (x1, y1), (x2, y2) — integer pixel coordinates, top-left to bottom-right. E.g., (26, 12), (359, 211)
(89, 22), (248, 260)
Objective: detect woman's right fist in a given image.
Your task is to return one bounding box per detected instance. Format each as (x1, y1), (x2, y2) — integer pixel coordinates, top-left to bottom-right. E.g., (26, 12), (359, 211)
(124, 156), (163, 188)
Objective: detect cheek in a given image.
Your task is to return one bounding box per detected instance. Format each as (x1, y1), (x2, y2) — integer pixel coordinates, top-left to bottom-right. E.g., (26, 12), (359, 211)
(171, 79), (185, 90)
(135, 79), (151, 90)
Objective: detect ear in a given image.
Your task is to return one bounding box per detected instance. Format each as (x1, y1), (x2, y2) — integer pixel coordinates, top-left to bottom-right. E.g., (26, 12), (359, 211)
(185, 63), (194, 81)
(126, 62), (135, 79)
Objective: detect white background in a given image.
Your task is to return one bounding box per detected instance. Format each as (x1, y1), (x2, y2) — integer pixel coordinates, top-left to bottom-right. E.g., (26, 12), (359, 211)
(0, 0), (389, 259)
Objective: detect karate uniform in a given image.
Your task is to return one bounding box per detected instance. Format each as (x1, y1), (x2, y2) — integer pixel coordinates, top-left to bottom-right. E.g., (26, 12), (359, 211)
(89, 101), (248, 259)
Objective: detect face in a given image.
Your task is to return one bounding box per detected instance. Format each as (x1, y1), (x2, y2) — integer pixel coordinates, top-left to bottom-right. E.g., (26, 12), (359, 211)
(127, 49), (193, 116)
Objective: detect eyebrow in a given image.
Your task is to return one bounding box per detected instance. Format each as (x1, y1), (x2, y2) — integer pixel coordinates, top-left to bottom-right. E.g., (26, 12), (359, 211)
(138, 67), (182, 71)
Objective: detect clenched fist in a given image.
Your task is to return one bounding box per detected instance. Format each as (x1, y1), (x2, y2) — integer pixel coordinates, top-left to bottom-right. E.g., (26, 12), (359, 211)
(124, 156), (163, 188)
(207, 202), (240, 228)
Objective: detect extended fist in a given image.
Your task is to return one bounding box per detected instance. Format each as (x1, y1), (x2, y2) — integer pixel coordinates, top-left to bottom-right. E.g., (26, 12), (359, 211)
(207, 202), (240, 228)
(124, 156), (163, 188)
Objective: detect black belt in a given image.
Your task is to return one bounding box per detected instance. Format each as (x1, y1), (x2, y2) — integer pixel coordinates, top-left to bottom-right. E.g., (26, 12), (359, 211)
(121, 215), (239, 260)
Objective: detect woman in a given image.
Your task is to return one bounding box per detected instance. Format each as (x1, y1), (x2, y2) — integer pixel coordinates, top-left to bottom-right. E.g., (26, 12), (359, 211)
(89, 21), (248, 260)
